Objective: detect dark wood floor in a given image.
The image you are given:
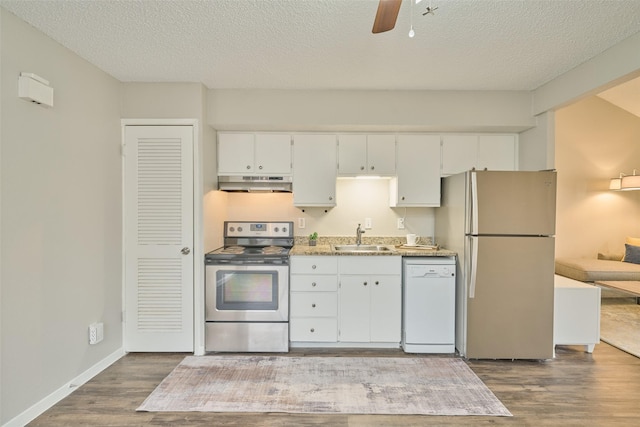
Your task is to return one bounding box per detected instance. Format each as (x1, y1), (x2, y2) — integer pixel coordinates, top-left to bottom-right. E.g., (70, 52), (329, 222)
(28, 343), (640, 426)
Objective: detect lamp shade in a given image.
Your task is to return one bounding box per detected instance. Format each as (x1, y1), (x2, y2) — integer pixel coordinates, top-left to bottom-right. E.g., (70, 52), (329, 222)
(621, 175), (640, 190)
(609, 178), (622, 190)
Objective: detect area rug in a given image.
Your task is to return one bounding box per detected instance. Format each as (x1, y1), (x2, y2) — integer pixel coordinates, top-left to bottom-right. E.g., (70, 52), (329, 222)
(137, 356), (511, 416)
(600, 298), (640, 358)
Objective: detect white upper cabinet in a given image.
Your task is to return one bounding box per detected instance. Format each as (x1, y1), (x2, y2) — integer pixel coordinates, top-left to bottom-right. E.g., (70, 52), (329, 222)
(477, 135), (517, 171)
(218, 132), (292, 175)
(390, 134), (441, 207)
(441, 134), (517, 176)
(338, 134), (395, 176)
(293, 134), (337, 207)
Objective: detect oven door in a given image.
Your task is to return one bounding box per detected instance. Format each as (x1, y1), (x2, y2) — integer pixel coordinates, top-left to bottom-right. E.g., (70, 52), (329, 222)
(205, 264), (289, 322)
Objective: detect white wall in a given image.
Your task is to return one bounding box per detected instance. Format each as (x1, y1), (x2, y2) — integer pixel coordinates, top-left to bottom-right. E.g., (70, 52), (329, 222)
(555, 96), (640, 258)
(1, 9), (122, 424)
(519, 112), (555, 171)
(534, 32), (640, 115)
(207, 89), (536, 132)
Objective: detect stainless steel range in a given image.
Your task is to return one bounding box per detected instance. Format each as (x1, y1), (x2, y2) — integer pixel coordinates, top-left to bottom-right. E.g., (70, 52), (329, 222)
(205, 221), (293, 352)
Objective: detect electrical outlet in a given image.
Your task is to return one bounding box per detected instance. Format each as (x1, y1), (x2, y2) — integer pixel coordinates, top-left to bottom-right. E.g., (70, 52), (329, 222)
(364, 218), (372, 229)
(397, 218), (405, 229)
(89, 322), (104, 345)
(298, 218), (305, 229)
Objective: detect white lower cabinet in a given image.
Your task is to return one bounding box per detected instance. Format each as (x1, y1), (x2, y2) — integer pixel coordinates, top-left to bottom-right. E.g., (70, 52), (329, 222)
(290, 255), (402, 346)
(337, 256), (402, 344)
(290, 256), (339, 342)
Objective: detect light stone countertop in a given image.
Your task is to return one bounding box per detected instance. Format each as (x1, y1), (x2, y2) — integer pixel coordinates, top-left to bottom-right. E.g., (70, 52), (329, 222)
(290, 236), (456, 257)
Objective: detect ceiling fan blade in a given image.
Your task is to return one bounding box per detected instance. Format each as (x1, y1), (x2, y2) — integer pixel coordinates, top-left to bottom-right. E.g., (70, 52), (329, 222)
(372, 0), (402, 34)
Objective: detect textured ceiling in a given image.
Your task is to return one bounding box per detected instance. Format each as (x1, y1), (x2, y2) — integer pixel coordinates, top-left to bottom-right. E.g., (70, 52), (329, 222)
(2, 0), (640, 94)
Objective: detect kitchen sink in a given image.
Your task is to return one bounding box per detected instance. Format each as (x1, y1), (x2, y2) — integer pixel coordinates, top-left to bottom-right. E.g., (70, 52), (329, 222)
(332, 244), (394, 253)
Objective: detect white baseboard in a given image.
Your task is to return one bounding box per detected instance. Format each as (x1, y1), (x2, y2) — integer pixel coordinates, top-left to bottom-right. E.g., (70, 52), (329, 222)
(3, 347), (125, 427)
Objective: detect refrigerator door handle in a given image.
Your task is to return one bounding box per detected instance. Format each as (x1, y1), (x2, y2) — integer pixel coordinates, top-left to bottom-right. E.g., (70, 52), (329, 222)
(469, 236), (478, 299)
(471, 171), (478, 235)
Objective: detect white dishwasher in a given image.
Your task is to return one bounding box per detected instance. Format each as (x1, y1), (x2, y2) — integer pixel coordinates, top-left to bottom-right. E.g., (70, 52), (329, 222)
(402, 257), (456, 353)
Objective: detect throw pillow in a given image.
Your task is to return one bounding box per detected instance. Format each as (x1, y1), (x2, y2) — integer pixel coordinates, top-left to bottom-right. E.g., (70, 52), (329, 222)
(623, 244), (640, 265)
(598, 252), (625, 261)
(622, 237), (640, 261)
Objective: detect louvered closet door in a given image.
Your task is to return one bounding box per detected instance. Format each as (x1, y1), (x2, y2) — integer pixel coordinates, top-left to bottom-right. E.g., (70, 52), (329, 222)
(124, 125), (194, 351)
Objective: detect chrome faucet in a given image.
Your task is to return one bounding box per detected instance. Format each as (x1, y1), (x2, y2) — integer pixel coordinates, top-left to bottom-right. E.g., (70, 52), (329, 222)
(356, 223), (365, 245)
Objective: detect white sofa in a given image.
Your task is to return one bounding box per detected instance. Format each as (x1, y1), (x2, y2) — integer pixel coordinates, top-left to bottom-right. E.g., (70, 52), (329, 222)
(555, 257), (640, 282)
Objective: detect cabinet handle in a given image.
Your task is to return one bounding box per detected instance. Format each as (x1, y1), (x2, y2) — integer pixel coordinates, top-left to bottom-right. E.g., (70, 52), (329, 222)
(329, 196), (333, 201)
(360, 166), (365, 170)
(371, 166), (375, 170)
(312, 265), (317, 270)
(401, 196), (405, 201)
(312, 303), (316, 308)
(258, 165), (263, 170)
(246, 165), (251, 170)
(363, 281), (368, 286)
(375, 281), (379, 285)
(311, 282), (317, 287)
(310, 328), (315, 333)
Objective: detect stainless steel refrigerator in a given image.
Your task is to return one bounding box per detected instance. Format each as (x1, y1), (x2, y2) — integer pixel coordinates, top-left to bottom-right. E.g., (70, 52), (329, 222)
(435, 170), (557, 359)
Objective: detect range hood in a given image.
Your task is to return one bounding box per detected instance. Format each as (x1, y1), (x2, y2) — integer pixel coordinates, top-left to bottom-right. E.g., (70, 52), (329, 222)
(218, 175), (293, 192)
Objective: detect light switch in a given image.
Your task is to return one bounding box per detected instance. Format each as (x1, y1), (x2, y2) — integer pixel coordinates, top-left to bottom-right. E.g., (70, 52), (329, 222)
(364, 218), (372, 229)
(298, 218), (305, 229)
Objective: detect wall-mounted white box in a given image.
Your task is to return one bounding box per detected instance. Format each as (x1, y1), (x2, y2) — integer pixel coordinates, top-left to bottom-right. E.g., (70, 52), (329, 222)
(89, 322), (104, 345)
(18, 72), (54, 107)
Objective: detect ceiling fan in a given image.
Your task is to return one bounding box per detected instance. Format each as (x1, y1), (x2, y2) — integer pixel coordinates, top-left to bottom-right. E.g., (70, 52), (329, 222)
(372, 0), (438, 34)
(372, 0), (402, 34)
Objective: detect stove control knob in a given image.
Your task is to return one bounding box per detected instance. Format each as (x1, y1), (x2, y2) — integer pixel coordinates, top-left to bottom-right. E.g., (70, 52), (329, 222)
(237, 226), (243, 232)
(282, 227), (287, 233)
(274, 227), (280, 232)
(229, 227), (235, 232)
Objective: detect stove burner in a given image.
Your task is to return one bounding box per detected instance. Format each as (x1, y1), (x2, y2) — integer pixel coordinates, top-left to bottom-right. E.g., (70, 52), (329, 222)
(219, 246), (245, 254)
(262, 246), (285, 254)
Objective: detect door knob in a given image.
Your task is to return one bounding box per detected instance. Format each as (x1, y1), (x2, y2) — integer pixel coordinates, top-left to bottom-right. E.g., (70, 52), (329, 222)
(181, 247), (191, 255)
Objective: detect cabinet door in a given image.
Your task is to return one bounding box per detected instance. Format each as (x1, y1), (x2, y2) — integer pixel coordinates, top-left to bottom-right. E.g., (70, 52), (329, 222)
(255, 133), (292, 175)
(338, 134), (367, 175)
(370, 276), (402, 342)
(392, 134), (441, 207)
(293, 134), (337, 207)
(441, 135), (478, 176)
(367, 134), (396, 176)
(477, 135), (516, 171)
(218, 133), (255, 174)
(338, 275), (370, 342)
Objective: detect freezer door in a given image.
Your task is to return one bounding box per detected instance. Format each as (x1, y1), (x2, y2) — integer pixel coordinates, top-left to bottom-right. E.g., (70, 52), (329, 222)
(469, 170), (556, 236)
(466, 235), (555, 359)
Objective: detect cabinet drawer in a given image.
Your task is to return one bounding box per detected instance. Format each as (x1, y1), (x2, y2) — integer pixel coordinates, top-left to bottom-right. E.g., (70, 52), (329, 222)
(291, 256), (338, 275)
(290, 318), (338, 342)
(338, 256), (401, 275)
(290, 275), (338, 292)
(290, 292), (337, 317)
